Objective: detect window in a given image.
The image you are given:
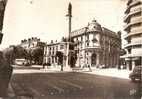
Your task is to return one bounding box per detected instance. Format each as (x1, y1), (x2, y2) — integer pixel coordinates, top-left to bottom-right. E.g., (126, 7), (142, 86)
(60, 45), (64, 49)
(52, 57), (54, 63)
(87, 42), (89, 46)
(128, 49), (131, 54)
(52, 47), (54, 55)
(133, 45), (142, 48)
(87, 35), (89, 39)
(81, 43), (83, 48)
(81, 36), (83, 41)
(87, 58), (88, 64)
(49, 51), (51, 55)
(56, 46), (58, 51)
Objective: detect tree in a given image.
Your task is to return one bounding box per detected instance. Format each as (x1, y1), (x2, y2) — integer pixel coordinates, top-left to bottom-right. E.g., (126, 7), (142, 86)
(14, 46), (28, 59)
(56, 51), (64, 71)
(31, 47), (44, 65)
(69, 52), (77, 67)
(3, 45), (28, 64)
(25, 49), (33, 65)
(3, 47), (14, 64)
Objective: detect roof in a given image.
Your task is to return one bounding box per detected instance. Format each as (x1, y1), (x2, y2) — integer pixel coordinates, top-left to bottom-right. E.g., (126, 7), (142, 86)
(70, 19), (119, 39)
(70, 19), (103, 37)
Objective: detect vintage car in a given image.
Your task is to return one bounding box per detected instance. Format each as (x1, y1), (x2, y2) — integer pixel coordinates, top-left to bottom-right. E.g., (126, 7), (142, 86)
(129, 66), (142, 82)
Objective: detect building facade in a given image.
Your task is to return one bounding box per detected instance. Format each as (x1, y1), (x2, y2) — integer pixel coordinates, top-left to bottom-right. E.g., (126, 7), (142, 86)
(123, 0), (142, 70)
(19, 37), (45, 65)
(43, 19), (121, 68)
(20, 37), (45, 50)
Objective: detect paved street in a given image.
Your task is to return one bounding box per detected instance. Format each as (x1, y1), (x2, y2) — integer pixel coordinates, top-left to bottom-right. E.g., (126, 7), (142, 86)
(10, 72), (140, 99)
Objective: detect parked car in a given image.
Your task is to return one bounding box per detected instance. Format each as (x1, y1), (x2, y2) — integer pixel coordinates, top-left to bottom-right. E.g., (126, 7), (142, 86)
(15, 59), (30, 66)
(129, 66), (142, 82)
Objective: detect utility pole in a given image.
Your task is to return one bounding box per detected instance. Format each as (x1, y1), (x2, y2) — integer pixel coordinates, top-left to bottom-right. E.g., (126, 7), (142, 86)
(65, 2), (72, 67)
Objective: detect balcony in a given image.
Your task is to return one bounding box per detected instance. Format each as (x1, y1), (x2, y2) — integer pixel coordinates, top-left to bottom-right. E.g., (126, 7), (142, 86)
(124, 43), (142, 48)
(124, 7), (142, 22)
(124, 38), (142, 48)
(124, 17), (142, 31)
(125, 0), (141, 14)
(124, 29), (142, 39)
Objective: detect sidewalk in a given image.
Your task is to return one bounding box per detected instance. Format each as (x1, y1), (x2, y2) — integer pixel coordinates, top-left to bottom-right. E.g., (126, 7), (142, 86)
(80, 68), (131, 79)
(13, 65), (72, 74)
(12, 65), (131, 79)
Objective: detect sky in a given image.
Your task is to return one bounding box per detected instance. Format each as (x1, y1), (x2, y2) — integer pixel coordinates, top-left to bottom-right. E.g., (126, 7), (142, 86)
(0, 0), (127, 50)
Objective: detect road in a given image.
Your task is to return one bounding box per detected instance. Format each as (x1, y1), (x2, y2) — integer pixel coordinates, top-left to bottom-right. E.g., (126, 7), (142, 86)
(10, 72), (140, 99)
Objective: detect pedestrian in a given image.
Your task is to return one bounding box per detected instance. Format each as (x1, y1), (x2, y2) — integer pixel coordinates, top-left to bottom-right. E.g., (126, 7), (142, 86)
(61, 64), (63, 71)
(88, 64), (92, 72)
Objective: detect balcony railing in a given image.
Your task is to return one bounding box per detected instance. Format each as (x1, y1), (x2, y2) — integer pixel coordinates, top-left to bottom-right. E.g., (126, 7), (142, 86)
(124, 37), (142, 47)
(125, 1), (141, 14)
(124, 17), (142, 31)
(124, 42), (142, 48)
(124, 29), (142, 39)
(124, 7), (142, 22)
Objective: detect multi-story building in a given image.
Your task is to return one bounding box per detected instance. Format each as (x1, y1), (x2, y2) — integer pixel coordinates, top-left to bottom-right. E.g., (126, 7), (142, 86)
(123, 0), (142, 70)
(43, 19), (121, 68)
(20, 37), (45, 50)
(43, 39), (74, 67)
(19, 37), (45, 65)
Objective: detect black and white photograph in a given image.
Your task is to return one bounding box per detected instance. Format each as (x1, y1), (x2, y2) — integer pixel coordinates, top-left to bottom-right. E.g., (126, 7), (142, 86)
(0, 0), (142, 99)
